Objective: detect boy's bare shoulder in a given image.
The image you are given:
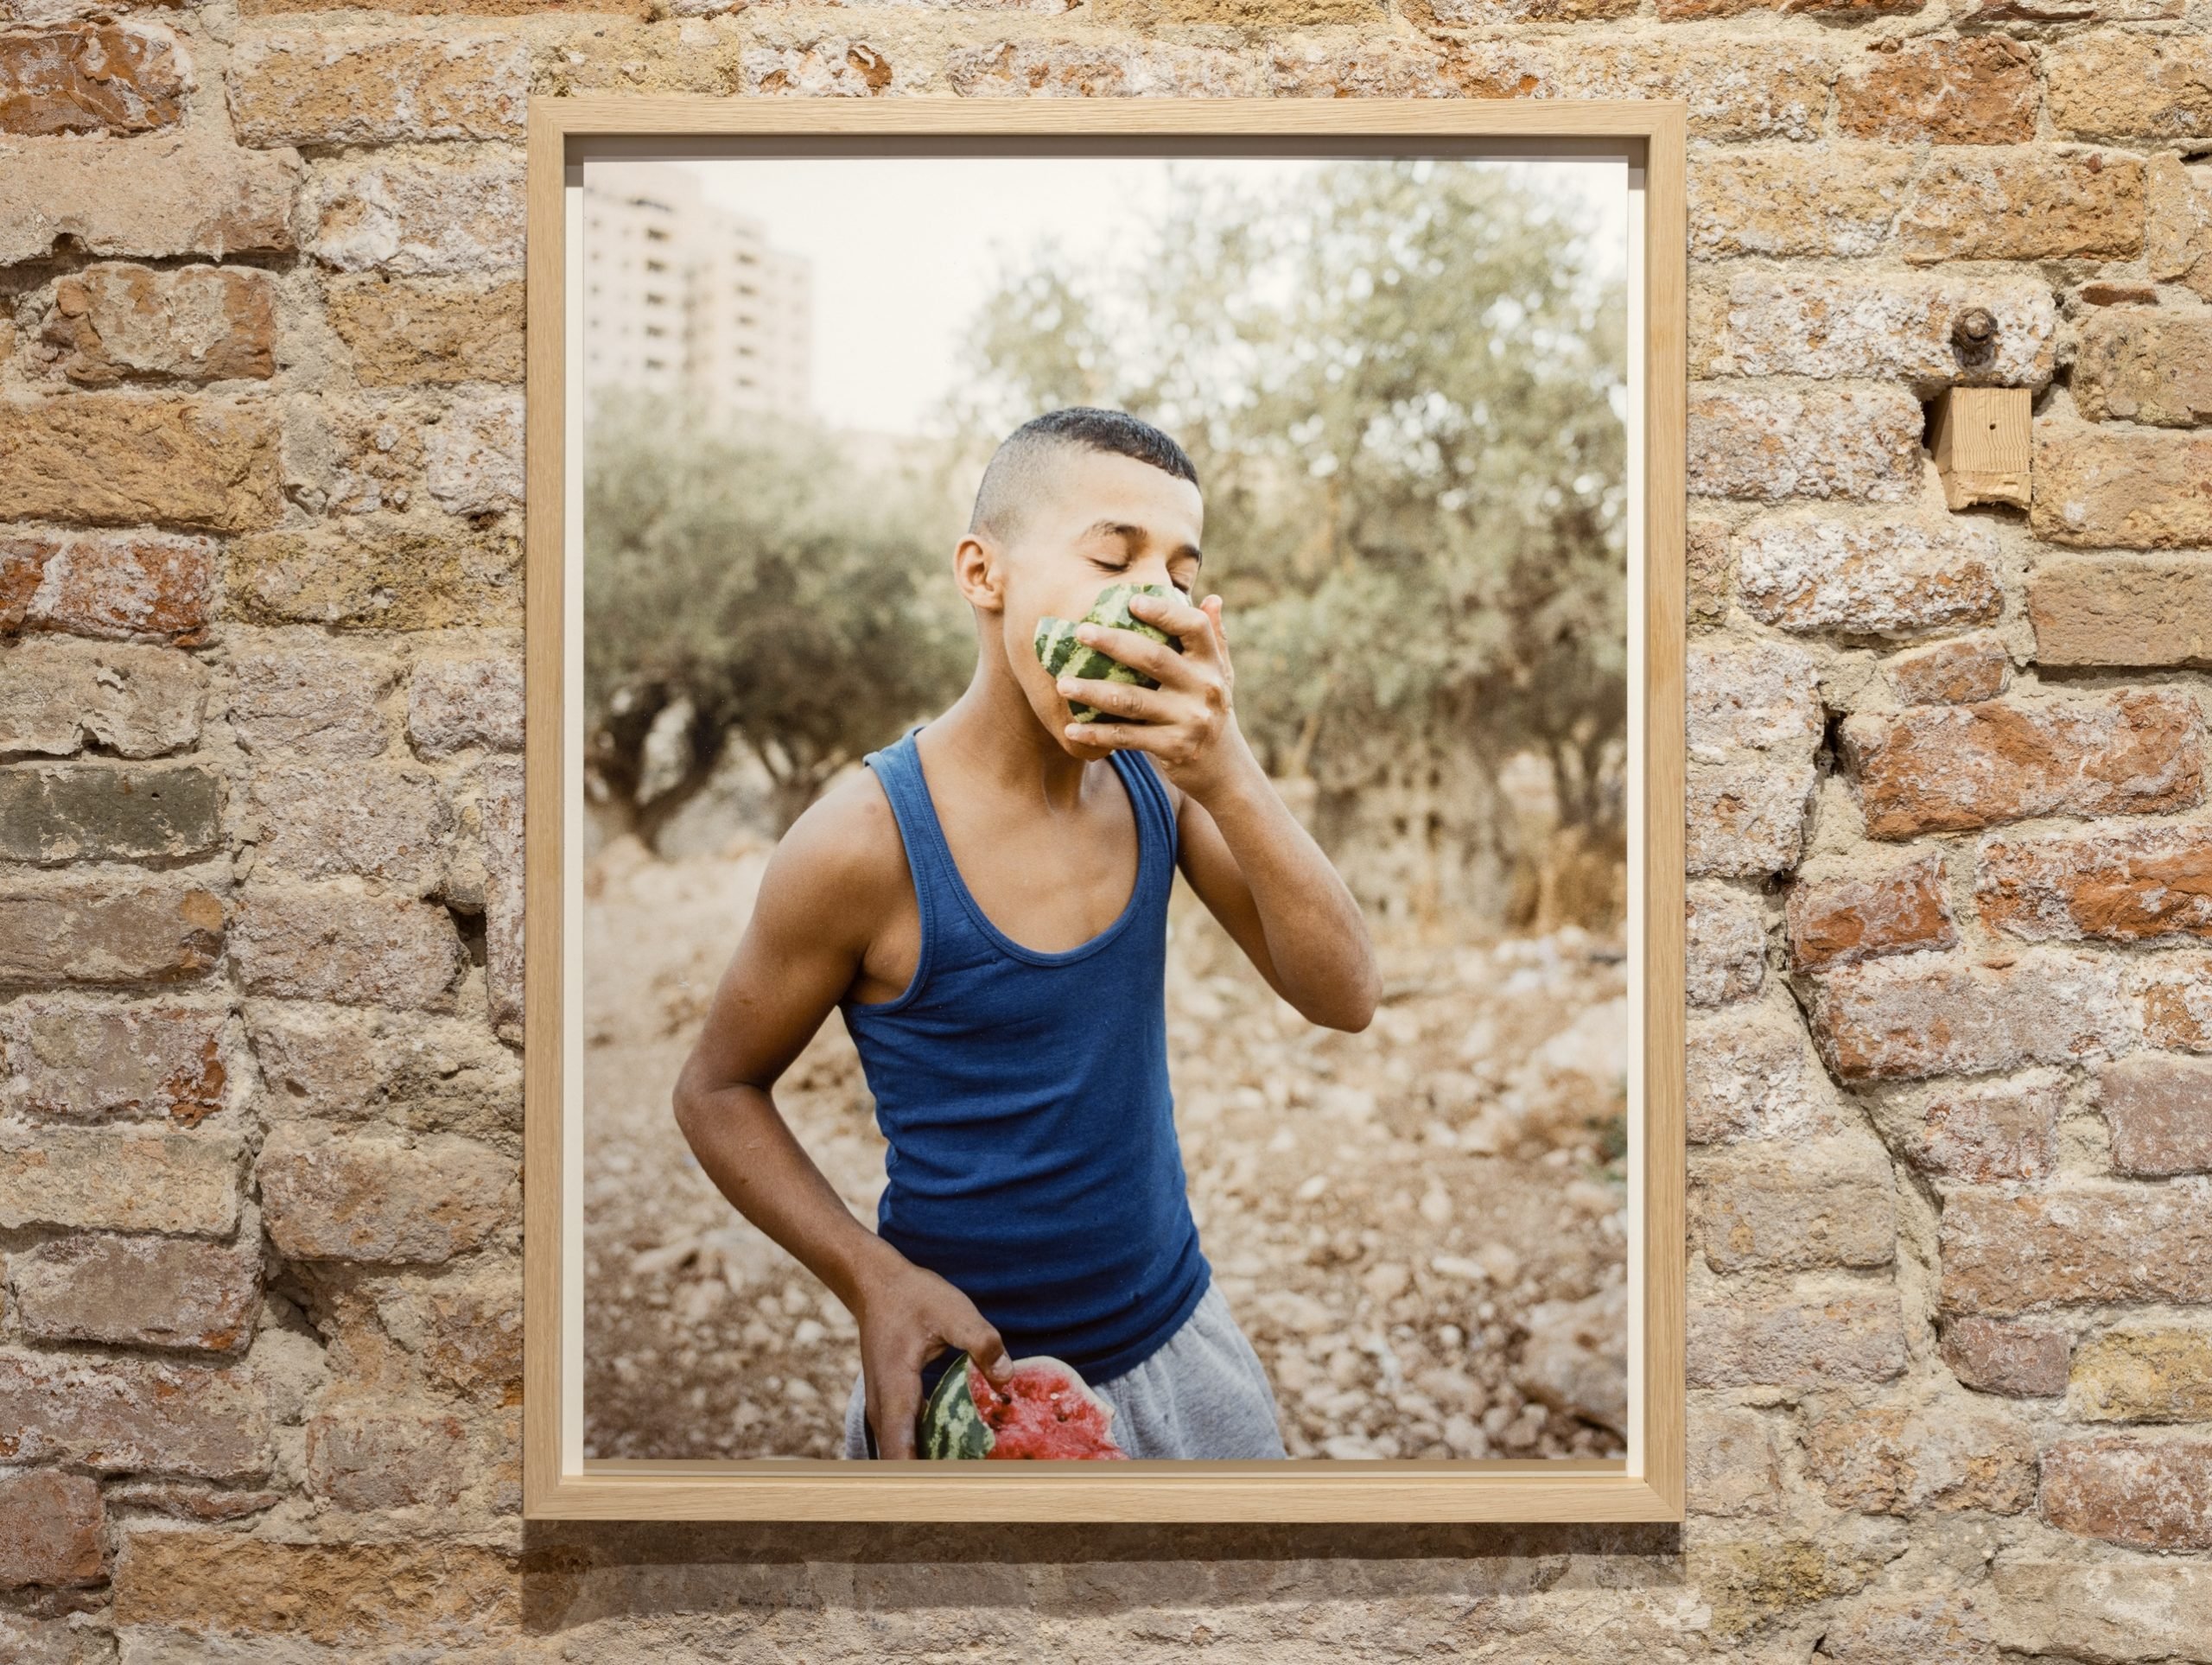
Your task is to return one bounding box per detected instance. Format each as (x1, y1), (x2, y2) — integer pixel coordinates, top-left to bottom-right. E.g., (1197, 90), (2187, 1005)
(760, 765), (909, 921)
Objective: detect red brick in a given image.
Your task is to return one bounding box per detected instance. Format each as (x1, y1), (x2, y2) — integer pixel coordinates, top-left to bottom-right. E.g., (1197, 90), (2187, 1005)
(257, 1126), (514, 1263)
(2031, 555), (2212, 669)
(0, 529), (215, 642)
(0, 393), (283, 534)
(2041, 1435), (2212, 1549)
(1840, 691), (2204, 839)
(0, 762), (221, 864)
(0, 1471), (104, 1589)
(306, 1401), (468, 1509)
(10, 1232), (259, 1353)
(0, 1351), (269, 1479)
(1978, 824), (2212, 944)
(1788, 853), (1954, 973)
(227, 32), (526, 147)
(1901, 148), (2145, 264)
(3, 998), (226, 1124)
(2032, 420), (2212, 549)
(0, 877), (224, 986)
(1805, 949), (2129, 1082)
(0, 131), (299, 267)
(2098, 1054), (2212, 1176)
(231, 886), (462, 1010)
(1882, 634), (2010, 707)
(1941, 1184), (2212, 1315)
(1689, 146), (1914, 259)
(43, 263), (276, 388)
(1687, 1286), (1909, 1389)
(1942, 1314), (2069, 1396)
(1835, 35), (2039, 145)
(1894, 1075), (2061, 1183)
(1806, 1398), (2037, 1515)
(2135, 954), (2212, 1052)
(0, 23), (188, 137)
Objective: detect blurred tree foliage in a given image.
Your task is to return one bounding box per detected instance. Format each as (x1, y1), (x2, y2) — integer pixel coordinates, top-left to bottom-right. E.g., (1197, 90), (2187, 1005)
(583, 397), (970, 842)
(956, 159), (1630, 861)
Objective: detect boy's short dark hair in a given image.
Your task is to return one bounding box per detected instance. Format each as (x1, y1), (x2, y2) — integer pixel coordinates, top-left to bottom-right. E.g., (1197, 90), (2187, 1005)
(969, 407), (1198, 539)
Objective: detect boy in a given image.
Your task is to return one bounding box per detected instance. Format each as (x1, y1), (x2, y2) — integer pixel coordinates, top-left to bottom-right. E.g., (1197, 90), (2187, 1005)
(671, 408), (1379, 1459)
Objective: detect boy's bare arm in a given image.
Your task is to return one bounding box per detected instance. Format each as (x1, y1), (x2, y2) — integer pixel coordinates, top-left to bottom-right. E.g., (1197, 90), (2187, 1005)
(1058, 589), (1380, 1032)
(671, 783), (1011, 1457)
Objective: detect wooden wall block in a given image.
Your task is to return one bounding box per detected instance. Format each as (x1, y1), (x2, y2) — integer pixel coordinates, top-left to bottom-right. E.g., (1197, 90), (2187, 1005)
(1930, 385), (2031, 512)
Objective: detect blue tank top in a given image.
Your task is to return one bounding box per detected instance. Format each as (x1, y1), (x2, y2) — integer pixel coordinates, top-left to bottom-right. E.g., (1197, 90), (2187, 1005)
(840, 725), (1211, 1389)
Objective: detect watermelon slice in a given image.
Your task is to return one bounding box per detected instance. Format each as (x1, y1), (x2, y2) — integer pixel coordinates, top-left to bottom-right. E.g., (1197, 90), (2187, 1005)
(1033, 581), (1185, 724)
(918, 1350), (1130, 1460)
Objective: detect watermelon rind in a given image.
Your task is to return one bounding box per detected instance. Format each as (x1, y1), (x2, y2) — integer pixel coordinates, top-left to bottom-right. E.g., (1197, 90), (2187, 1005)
(918, 1351), (994, 1459)
(1032, 581), (1185, 724)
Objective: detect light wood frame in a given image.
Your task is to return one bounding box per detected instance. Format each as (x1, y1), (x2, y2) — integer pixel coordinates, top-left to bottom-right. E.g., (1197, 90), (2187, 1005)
(524, 96), (1687, 1522)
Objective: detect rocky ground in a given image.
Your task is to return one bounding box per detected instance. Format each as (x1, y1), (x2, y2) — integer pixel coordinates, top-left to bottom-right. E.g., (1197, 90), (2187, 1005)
(582, 830), (1630, 1462)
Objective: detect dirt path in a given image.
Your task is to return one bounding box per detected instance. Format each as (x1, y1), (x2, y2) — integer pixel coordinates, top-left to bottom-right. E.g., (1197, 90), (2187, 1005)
(582, 836), (1630, 1462)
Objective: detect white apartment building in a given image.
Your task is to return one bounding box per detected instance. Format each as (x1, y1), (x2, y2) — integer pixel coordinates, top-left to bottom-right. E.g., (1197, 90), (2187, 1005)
(581, 162), (813, 427)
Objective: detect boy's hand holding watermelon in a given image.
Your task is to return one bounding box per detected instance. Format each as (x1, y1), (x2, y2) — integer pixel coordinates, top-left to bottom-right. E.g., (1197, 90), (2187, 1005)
(849, 1242), (1015, 1459)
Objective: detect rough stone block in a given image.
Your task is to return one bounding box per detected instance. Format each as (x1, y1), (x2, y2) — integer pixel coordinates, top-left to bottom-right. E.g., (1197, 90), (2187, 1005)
(0, 877), (224, 986)
(42, 263), (276, 387)
(1805, 1397), (2037, 1515)
(1840, 691), (2204, 838)
(1686, 517), (1731, 626)
(1804, 949), (2131, 1082)
(423, 391), (521, 515)
(245, 1001), (519, 1136)
(1816, 1592), (1994, 1665)
(327, 276), (524, 387)
(2047, 34), (2212, 143)
(1986, 1562), (2212, 1663)
(2149, 154), (2212, 300)
(2071, 1328), (2212, 1423)
(0, 1124), (240, 1233)
(1686, 1004), (1845, 1145)
(226, 522), (520, 631)
(2134, 953), (2212, 1051)
(0, 639), (205, 758)
(2031, 419), (2212, 548)
(1979, 823), (2212, 945)
(1890, 1074), (2062, 1184)
(2041, 1435), (2212, 1550)
(1942, 1184), (2212, 1314)
(2097, 1054), (2212, 1175)
(10, 1232), (259, 1352)
(0, 529), (216, 642)
(1686, 884), (1764, 1007)
(1734, 515), (2001, 639)
(249, 762), (451, 892)
(1686, 641), (1821, 761)
(228, 32), (526, 145)
(1900, 148), (2144, 264)
(407, 656), (522, 758)
(1723, 270), (2055, 392)
(1687, 1285), (1908, 1389)
(2073, 311), (2212, 426)
(226, 646), (397, 759)
(305, 1400), (468, 1509)
(1882, 634), (2010, 707)
(2031, 555), (2212, 669)
(1688, 385), (1923, 503)
(1942, 1314), (2069, 1396)
(1547, 40), (1833, 143)
(3, 998), (226, 1123)
(482, 756), (523, 1036)
(1788, 853), (1955, 974)
(0, 393), (283, 533)
(1689, 145), (1913, 257)
(0, 1351), (269, 1479)
(385, 1268), (523, 1402)
(303, 152), (524, 276)
(0, 762), (219, 864)
(0, 1470), (104, 1590)
(1686, 1405), (1783, 1516)
(258, 1126), (513, 1263)
(1835, 35), (2038, 144)
(0, 22), (187, 137)
(111, 1534), (518, 1648)
(0, 130), (298, 264)
(1691, 1133), (1895, 1273)
(230, 886), (463, 1010)
(1686, 758), (1816, 877)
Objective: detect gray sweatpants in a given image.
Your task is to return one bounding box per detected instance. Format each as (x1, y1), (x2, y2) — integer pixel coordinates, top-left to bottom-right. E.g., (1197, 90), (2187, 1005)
(841, 1280), (1288, 1460)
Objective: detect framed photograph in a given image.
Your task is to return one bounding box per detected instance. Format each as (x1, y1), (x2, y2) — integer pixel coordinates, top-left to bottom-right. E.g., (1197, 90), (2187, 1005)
(523, 99), (1686, 1522)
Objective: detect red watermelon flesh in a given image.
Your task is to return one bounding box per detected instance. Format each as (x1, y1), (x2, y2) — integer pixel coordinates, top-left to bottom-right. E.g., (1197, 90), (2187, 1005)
(968, 1357), (1130, 1460)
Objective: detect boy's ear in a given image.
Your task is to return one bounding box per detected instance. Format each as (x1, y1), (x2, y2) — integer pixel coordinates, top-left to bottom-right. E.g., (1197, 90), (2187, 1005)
(952, 532), (1004, 613)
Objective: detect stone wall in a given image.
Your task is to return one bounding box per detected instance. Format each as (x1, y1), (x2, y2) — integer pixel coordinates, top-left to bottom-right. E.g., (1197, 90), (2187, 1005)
(3, 0), (2210, 1657)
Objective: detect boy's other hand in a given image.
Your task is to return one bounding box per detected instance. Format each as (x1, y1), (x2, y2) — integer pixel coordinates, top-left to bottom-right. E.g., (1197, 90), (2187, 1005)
(1057, 591), (1258, 804)
(854, 1249), (1013, 1458)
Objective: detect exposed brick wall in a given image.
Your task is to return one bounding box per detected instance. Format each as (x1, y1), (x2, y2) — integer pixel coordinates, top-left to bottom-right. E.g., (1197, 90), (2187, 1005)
(2, 0), (2209, 1655)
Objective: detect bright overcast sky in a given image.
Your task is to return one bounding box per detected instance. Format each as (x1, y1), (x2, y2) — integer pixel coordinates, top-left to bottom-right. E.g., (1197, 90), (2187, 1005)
(670, 155), (1627, 439)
